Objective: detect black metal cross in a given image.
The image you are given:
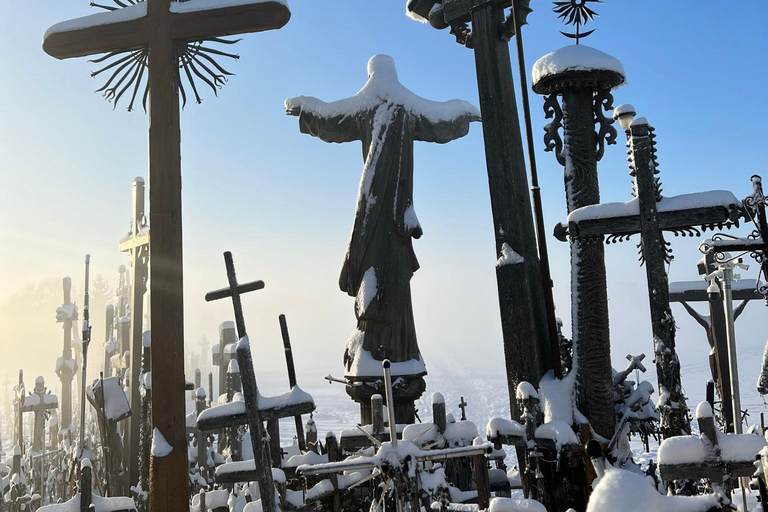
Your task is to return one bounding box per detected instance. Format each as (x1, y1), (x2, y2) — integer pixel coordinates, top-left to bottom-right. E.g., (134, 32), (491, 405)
(205, 251), (265, 339)
(459, 396), (468, 421)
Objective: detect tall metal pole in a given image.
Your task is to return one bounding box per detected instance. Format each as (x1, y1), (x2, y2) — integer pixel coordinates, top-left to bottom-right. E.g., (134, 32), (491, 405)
(721, 266), (742, 434)
(79, 255), (92, 452)
(511, 0), (562, 379)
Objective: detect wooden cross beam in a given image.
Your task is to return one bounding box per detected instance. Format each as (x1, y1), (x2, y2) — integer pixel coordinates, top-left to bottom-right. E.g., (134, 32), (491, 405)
(43, 3), (290, 510)
(20, 380), (58, 453)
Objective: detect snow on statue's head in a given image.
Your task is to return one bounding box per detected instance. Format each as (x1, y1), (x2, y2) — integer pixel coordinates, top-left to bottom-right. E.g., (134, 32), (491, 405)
(367, 55), (397, 80)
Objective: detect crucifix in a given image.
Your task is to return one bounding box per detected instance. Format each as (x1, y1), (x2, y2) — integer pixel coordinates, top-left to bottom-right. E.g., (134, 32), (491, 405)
(669, 252), (758, 433)
(559, 111), (742, 438)
(55, 277), (79, 432)
(119, 176), (149, 493)
(458, 396), (468, 422)
(43, 2), (290, 509)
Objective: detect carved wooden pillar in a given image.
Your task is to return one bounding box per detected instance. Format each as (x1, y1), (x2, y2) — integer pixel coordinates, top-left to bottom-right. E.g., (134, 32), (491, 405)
(533, 53), (624, 439)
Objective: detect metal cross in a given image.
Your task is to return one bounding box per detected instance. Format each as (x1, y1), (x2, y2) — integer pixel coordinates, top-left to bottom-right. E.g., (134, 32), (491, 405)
(205, 251), (265, 340)
(458, 396), (468, 421)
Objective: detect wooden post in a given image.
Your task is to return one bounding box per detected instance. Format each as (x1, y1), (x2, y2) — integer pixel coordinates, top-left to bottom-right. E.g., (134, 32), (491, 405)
(469, 0), (552, 419)
(371, 395), (384, 435)
(267, 419), (281, 469)
(146, 0), (188, 508)
(325, 433), (342, 512)
(278, 315), (306, 451)
(80, 461), (92, 512)
(473, 454), (490, 510)
(195, 388), (208, 477)
(306, 417), (317, 453)
(629, 119), (690, 439)
(432, 393), (446, 435)
(56, 277), (77, 431)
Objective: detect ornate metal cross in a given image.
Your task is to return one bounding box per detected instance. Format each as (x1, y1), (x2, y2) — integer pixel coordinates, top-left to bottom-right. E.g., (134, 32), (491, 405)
(43, 3), (289, 509)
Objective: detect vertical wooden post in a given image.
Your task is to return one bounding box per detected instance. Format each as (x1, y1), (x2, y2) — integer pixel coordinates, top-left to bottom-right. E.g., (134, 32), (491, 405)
(128, 177), (149, 494)
(629, 120), (690, 439)
(146, 0), (188, 509)
(473, 454), (490, 511)
(58, 277), (75, 431)
(371, 395), (384, 435)
(432, 393), (446, 435)
(104, 304), (115, 378)
(80, 461), (92, 512)
(325, 433), (341, 512)
(267, 419), (281, 469)
(306, 417), (317, 453)
(208, 373), (214, 408)
(278, 315), (306, 452)
(469, 0), (551, 420)
(195, 388), (208, 477)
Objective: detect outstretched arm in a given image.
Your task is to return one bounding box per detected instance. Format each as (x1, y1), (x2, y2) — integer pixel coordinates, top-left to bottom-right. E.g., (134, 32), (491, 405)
(414, 111), (481, 144)
(285, 96), (361, 143)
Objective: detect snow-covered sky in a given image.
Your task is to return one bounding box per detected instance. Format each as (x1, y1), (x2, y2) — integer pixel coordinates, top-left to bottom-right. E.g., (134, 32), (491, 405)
(0, 1), (766, 421)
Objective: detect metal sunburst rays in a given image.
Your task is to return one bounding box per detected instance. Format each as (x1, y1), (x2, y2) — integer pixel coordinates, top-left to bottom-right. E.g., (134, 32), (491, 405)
(89, 0), (240, 111)
(552, 0), (600, 43)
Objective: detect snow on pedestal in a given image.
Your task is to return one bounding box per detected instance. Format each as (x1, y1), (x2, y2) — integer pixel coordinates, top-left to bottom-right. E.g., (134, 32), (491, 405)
(532, 45), (626, 89)
(343, 329), (426, 378)
(489, 497), (547, 512)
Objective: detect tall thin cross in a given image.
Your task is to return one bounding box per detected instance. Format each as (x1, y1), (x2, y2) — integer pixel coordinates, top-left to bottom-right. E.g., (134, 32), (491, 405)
(43, 3), (290, 509)
(205, 251), (273, 510)
(458, 396), (468, 421)
(55, 277), (78, 431)
(119, 176), (149, 493)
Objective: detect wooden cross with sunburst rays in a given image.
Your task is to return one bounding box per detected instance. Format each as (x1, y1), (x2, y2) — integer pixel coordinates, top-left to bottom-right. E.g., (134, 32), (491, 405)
(43, 2), (290, 511)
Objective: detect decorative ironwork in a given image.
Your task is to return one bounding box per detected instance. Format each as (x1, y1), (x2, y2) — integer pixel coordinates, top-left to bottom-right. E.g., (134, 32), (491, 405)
(543, 92), (565, 166)
(89, 0), (241, 111)
(606, 233), (636, 244)
(667, 226), (702, 239)
(553, 0), (601, 43)
(699, 175), (768, 305)
(594, 88), (616, 161)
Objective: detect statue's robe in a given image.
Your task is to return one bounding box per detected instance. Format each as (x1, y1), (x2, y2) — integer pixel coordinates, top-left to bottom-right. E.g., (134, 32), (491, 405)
(286, 55), (479, 371)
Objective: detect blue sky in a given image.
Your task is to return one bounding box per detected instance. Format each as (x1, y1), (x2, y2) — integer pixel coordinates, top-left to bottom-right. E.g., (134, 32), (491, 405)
(1, 1), (767, 411)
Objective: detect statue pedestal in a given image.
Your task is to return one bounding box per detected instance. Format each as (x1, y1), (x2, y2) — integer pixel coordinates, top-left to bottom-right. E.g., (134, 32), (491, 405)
(346, 374), (426, 425)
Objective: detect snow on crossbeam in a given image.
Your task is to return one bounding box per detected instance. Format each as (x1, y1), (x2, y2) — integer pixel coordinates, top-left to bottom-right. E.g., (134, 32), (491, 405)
(214, 461), (286, 484)
(562, 190), (741, 240)
(43, 0), (290, 60)
(196, 385), (314, 431)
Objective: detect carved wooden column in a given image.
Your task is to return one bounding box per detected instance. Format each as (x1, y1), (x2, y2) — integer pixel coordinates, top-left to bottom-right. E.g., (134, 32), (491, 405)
(532, 49), (624, 439)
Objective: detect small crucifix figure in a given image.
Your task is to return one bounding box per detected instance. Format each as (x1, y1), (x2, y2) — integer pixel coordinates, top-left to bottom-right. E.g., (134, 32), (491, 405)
(43, 2), (290, 509)
(458, 396), (468, 422)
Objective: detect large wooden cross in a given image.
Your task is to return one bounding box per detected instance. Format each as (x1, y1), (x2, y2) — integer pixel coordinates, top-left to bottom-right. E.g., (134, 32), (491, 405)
(558, 117), (741, 439)
(118, 176), (149, 493)
(43, 2), (290, 509)
(20, 377), (58, 454)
